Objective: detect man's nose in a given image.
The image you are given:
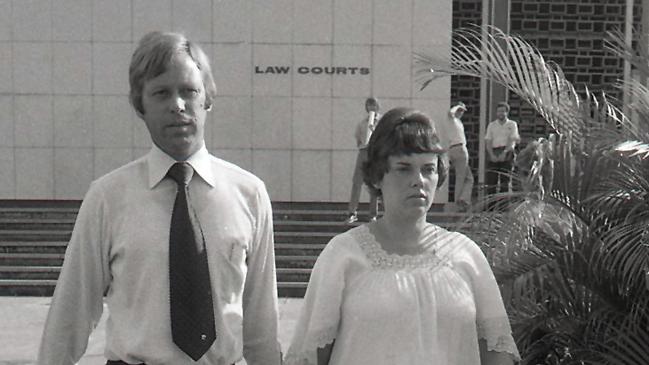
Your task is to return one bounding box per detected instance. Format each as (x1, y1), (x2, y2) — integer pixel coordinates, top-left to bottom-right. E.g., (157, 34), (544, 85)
(170, 95), (186, 113)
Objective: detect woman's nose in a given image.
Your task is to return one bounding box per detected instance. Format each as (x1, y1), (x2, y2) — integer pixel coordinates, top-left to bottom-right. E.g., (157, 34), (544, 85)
(411, 172), (424, 187)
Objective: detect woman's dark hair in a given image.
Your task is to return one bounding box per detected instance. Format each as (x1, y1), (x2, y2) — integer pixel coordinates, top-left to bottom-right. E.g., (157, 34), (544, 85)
(362, 107), (447, 197)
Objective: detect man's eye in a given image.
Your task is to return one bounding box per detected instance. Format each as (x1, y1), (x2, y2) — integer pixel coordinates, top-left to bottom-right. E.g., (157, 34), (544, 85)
(153, 90), (168, 97)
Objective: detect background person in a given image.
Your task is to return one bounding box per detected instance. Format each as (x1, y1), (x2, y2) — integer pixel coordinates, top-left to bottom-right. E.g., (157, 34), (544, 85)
(37, 31), (281, 365)
(445, 101), (474, 211)
(285, 107), (520, 365)
(484, 101), (520, 197)
(344, 97), (381, 223)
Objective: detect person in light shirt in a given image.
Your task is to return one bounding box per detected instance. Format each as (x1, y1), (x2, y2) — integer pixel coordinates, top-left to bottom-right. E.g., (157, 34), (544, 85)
(344, 97), (381, 224)
(37, 31), (281, 365)
(484, 101), (521, 197)
(285, 107), (520, 365)
(445, 101), (474, 211)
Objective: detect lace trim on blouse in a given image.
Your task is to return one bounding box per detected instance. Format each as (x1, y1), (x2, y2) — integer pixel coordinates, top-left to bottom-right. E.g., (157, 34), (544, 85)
(477, 316), (522, 360)
(284, 325), (337, 365)
(352, 224), (450, 270)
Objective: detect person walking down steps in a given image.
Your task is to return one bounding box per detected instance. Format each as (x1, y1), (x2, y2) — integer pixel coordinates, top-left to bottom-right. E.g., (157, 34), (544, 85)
(345, 97), (381, 224)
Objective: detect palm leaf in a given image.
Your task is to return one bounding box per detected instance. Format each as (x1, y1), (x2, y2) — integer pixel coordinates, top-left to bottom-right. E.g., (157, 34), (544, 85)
(415, 25), (584, 142)
(604, 27), (649, 80)
(415, 25), (635, 148)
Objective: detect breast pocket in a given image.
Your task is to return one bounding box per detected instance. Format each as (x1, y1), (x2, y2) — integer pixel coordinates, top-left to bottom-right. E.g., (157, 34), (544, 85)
(209, 239), (248, 303)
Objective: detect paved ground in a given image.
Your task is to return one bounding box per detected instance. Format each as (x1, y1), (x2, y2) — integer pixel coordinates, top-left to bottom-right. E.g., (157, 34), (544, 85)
(0, 297), (303, 365)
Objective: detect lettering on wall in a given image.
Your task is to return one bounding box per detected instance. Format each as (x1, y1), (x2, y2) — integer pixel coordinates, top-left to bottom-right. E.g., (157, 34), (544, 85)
(255, 65), (370, 75)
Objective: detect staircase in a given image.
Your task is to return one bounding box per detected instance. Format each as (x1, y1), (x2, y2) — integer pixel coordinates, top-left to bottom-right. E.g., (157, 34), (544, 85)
(0, 200), (467, 297)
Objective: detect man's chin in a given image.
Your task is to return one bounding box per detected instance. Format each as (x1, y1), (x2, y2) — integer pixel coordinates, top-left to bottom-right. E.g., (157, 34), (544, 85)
(158, 140), (202, 160)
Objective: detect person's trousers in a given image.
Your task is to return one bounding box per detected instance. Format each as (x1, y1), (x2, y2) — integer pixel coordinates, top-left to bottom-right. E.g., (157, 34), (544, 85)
(486, 148), (515, 196)
(448, 144), (474, 203)
(348, 148), (378, 217)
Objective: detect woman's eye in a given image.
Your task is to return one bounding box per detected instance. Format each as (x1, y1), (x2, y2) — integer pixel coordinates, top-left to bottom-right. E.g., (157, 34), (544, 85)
(423, 166), (437, 174)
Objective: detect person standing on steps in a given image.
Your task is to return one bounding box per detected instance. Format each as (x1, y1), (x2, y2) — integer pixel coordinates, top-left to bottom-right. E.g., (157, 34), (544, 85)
(344, 97), (381, 224)
(484, 101), (520, 198)
(445, 101), (474, 212)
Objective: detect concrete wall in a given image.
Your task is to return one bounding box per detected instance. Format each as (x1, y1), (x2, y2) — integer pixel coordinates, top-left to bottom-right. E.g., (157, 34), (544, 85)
(0, 0), (452, 202)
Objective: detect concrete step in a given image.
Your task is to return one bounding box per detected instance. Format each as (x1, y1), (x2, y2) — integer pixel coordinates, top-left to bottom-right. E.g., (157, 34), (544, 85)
(0, 200), (470, 298)
(276, 282), (308, 298)
(0, 221), (75, 231)
(0, 241), (68, 254)
(0, 230), (71, 242)
(0, 253), (65, 266)
(276, 268), (312, 283)
(0, 279), (58, 296)
(0, 266), (61, 280)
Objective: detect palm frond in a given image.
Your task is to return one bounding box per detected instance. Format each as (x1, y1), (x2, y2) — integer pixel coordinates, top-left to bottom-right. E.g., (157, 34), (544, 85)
(415, 25), (634, 147)
(604, 27), (649, 79)
(415, 25), (583, 141)
(613, 140), (649, 158)
(591, 320), (649, 365)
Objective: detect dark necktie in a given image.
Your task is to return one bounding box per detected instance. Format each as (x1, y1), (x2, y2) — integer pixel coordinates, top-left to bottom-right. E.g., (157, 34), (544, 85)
(167, 162), (216, 360)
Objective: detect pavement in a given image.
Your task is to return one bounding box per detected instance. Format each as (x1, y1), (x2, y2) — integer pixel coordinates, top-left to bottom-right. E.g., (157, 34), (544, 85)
(0, 297), (304, 365)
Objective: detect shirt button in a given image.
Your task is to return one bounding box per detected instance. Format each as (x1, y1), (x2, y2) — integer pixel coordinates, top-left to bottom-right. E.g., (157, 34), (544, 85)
(201, 334), (207, 341)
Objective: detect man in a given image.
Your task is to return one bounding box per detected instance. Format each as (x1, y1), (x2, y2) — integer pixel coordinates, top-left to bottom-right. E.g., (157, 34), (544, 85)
(446, 101), (474, 211)
(345, 97), (380, 224)
(38, 31), (281, 365)
(484, 101), (520, 197)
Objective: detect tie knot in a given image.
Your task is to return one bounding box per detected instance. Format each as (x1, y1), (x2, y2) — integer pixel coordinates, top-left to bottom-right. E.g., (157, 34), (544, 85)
(168, 162), (194, 186)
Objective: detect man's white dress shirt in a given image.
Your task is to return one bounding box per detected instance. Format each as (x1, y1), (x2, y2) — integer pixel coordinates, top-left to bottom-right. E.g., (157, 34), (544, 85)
(38, 145), (281, 365)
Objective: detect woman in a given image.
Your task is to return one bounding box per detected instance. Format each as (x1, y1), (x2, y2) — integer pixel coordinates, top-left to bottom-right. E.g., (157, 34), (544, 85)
(284, 108), (520, 365)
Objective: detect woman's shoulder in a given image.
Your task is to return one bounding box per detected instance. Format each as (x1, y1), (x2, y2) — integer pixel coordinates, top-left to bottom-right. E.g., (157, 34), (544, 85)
(319, 225), (368, 258)
(434, 227), (485, 261)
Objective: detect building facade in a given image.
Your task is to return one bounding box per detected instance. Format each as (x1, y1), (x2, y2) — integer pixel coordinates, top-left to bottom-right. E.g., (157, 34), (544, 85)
(0, 0), (642, 202)
(0, 0), (452, 202)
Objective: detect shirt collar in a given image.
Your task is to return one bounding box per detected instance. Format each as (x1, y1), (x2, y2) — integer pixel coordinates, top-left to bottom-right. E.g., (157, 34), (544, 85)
(147, 144), (216, 189)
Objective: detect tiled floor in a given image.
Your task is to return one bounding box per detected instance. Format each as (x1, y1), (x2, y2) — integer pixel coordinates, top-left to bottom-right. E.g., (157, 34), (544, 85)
(0, 297), (303, 364)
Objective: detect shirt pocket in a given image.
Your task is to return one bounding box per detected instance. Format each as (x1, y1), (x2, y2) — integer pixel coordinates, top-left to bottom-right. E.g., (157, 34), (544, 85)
(209, 239), (248, 303)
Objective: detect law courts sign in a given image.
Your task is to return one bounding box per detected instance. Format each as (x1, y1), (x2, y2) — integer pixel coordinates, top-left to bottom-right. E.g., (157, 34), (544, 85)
(255, 65), (371, 75)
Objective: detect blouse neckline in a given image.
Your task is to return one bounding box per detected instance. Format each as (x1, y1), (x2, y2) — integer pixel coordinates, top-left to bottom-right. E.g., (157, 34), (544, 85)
(352, 224), (449, 269)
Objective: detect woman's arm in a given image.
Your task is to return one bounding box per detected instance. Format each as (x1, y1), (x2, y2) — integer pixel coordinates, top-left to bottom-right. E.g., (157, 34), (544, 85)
(317, 342), (334, 365)
(479, 339), (515, 365)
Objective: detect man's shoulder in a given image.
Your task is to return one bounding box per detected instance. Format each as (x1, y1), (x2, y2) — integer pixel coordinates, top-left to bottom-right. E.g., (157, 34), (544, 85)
(92, 156), (146, 187)
(207, 154), (265, 189)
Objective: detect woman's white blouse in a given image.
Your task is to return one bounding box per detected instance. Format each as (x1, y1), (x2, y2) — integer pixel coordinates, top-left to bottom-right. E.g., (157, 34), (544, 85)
(284, 224), (520, 365)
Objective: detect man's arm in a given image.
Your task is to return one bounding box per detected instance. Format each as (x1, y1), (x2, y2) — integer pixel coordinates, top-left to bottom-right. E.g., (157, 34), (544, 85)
(242, 185), (282, 365)
(37, 183), (110, 365)
(507, 120), (521, 151)
(484, 123), (496, 162)
(354, 119), (365, 148)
